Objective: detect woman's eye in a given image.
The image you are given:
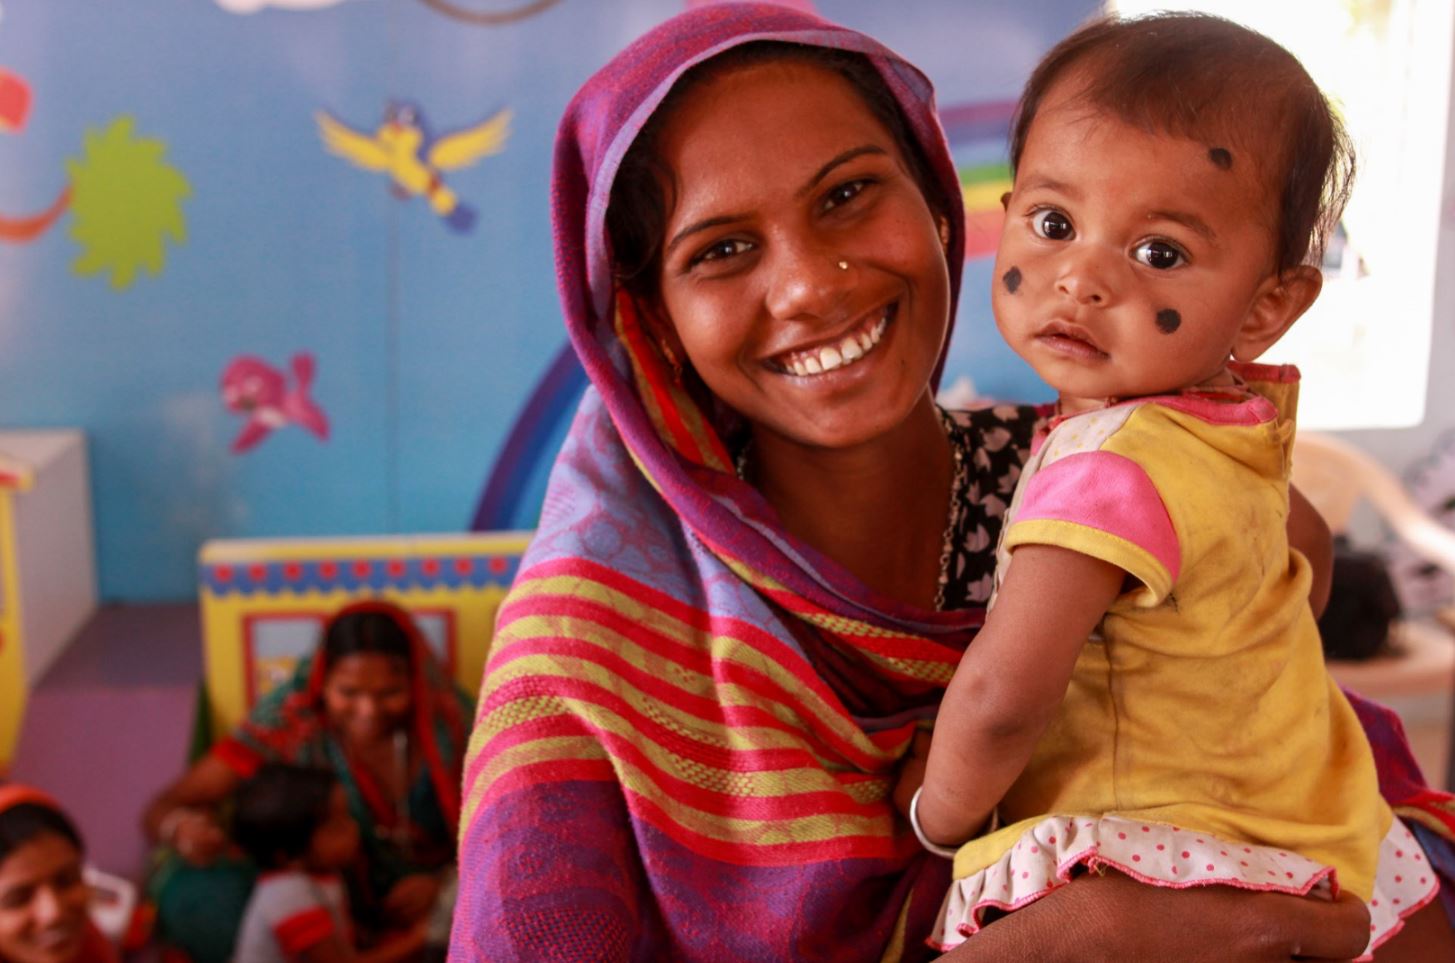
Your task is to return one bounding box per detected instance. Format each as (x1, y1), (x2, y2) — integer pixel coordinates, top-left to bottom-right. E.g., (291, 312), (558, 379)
(0, 886), (32, 910)
(691, 238), (752, 266)
(822, 179), (868, 211)
(1134, 240), (1186, 270)
(1031, 209), (1074, 241)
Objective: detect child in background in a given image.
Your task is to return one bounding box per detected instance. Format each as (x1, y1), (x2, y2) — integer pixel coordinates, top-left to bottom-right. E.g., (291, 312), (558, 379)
(908, 13), (1447, 955)
(232, 764), (424, 963)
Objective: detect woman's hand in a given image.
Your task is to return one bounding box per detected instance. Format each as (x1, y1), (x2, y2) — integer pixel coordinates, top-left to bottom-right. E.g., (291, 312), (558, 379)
(162, 807), (229, 867)
(941, 871), (1371, 961)
(893, 731), (933, 819)
(382, 872), (443, 924)
(143, 753), (242, 860)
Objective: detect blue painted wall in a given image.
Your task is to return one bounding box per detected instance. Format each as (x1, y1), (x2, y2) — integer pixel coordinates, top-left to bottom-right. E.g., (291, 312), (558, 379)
(0, 0), (1093, 600)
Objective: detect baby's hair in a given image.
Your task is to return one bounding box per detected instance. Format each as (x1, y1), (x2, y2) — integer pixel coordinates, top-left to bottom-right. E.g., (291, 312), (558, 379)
(232, 763), (337, 870)
(1009, 12), (1355, 273)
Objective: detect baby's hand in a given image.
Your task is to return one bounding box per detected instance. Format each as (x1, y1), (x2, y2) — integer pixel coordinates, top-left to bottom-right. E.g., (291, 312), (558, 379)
(892, 731), (933, 819)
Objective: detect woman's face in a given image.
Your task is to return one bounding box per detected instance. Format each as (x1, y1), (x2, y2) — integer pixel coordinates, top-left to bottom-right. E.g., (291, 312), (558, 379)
(322, 652), (412, 747)
(651, 59), (951, 454)
(0, 834), (90, 963)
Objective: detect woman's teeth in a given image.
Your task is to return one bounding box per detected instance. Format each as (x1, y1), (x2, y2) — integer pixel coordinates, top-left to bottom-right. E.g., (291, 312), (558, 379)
(782, 313), (889, 377)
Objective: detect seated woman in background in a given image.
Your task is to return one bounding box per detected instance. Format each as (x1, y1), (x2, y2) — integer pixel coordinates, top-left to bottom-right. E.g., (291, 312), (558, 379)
(144, 600), (472, 963)
(0, 785), (117, 963)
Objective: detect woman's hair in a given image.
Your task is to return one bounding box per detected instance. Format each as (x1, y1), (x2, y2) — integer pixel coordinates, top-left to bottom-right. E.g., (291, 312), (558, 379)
(231, 763), (337, 869)
(322, 607), (413, 668)
(607, 40), (952, 300)
(0, 802), (83, 865)
(1008, 12), (1354, 273)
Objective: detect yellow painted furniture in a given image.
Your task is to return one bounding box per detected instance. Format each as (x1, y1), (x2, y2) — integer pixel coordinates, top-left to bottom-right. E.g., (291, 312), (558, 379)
(198, 531), (530, 737)
(0, 431), (99, 770)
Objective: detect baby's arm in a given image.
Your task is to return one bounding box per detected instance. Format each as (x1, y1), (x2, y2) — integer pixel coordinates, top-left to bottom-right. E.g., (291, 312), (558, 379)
(916, 544), (1123, 847)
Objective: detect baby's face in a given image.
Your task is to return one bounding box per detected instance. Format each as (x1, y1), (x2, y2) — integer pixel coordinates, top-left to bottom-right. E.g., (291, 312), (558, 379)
(994, 79), (1286, 410)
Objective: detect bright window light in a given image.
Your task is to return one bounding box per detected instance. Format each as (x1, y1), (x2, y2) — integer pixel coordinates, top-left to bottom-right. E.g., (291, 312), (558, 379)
(1109, 0), (1452, 429)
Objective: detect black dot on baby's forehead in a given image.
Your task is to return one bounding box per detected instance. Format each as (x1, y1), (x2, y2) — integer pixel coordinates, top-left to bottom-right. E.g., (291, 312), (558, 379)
(1155, 308), (1182, 334)
(1208, 147), (1233, 171)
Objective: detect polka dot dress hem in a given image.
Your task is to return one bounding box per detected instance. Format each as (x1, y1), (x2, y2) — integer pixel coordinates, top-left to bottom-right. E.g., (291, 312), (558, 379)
(928, 815), (1437, 958)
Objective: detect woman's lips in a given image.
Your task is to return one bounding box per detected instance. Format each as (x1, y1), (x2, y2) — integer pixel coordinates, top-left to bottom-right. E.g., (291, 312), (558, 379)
(33, 922), (84, 956)
(769, 303), (895, 377)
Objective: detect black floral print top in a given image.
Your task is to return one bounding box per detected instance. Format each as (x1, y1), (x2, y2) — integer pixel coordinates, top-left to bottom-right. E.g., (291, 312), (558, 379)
(939, 404), (1046, 612)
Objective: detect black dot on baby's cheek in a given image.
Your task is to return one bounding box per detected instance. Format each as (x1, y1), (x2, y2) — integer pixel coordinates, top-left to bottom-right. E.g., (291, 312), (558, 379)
(1002, 266), (1022, 294)
(1208, 147), (1233, 170)
(1155, 308), (1182, 334)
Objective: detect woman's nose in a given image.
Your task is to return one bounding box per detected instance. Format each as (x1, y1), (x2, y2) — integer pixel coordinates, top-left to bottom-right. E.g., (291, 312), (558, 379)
(29, 883), (64, 925)
(764, 239), (852, 321)
(1055, 247), (1115, 306)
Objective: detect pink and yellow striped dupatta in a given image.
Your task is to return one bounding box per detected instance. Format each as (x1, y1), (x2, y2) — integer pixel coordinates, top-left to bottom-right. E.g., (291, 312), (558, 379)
(451, 6), (979, 961)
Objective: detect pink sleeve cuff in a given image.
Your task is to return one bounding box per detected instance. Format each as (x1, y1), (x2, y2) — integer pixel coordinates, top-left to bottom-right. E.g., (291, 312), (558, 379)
(1011, 450), (1180, 594)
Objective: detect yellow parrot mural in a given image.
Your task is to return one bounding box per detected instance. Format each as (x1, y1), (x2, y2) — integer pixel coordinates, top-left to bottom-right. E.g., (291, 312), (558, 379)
(315, 101), (511, 233)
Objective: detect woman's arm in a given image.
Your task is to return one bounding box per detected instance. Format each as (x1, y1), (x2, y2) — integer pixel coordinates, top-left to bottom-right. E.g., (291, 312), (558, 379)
(141, 753), (242, 865)
(917, 544), (1124, 846)
(941, 869), (1371, 962)
(450, 775), (648, 960)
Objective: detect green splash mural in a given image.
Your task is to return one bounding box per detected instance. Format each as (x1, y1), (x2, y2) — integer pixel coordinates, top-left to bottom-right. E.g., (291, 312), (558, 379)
(66, 116), (190, 290)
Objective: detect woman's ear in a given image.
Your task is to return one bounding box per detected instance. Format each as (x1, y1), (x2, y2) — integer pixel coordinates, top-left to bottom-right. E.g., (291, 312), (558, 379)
(1231, 266), (1322, 362)
(938, 214), (952, 251)
(637, 294), (688, 378)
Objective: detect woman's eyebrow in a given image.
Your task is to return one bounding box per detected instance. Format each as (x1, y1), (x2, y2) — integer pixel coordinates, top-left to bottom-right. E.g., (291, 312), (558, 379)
(666, 214), (744, 258)
(796, 144), (888, 198)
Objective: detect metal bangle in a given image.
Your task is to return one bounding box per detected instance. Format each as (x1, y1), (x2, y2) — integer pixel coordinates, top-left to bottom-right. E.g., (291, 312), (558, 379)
(908, 787), (962, 858)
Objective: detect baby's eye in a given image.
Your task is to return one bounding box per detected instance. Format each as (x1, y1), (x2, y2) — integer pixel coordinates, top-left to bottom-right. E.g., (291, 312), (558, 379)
(822, 179), (869, 211)
(1031, 209), (1074, 241)
(1133, 240), (1186, 270)
(691, 238), (753, 266)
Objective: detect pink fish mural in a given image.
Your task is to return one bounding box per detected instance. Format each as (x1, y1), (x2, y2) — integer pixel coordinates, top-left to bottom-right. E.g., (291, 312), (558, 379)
(220, 352), (330, 454)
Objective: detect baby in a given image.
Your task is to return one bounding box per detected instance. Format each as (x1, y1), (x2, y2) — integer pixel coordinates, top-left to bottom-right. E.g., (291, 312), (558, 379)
(232, 763), (426, 963)
(910, 13), (1436, 956)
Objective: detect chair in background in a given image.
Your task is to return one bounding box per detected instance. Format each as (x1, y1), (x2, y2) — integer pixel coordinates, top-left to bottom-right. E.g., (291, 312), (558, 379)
(1292, 431), (1455, 789)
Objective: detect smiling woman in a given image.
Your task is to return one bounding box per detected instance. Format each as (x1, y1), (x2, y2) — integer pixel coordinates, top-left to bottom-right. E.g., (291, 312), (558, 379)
(0, 787), (115, 963)
(142, 601), (472, 962)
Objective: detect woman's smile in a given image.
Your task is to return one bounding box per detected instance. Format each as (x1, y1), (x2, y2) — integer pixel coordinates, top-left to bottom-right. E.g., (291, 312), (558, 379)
(767, 302), (894, 377)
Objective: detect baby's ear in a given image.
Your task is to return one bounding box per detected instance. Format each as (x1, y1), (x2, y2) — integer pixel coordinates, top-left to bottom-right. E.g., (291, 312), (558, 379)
(1231, 266), (1322, 362)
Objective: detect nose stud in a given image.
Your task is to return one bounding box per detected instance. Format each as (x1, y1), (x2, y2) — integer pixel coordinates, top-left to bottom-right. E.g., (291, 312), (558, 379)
(837, 260), (849, 271)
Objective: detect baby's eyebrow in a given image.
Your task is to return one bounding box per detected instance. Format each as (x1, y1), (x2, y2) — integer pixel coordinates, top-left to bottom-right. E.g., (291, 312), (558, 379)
(1017, 175), (1078, 198)
(1145, 209), (1217, 242)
